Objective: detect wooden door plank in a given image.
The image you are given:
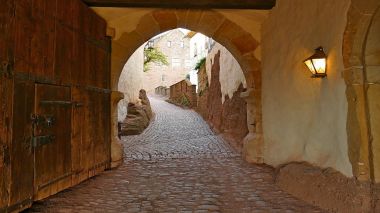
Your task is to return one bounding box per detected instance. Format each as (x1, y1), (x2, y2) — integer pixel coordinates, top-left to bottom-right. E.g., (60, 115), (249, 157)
(0, 75), (12, 211)
(8, 79), (34, 210)
(71, 87), (88, 185)
(34, 84), (72, 200)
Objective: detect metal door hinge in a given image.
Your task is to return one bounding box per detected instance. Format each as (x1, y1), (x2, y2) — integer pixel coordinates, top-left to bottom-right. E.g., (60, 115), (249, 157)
(32, 135), (55, 148)
(0, 145), (10, 166)
(0, 61), (13, 78)
(31, 114), (56, 127)
(74, 102), (84, 107)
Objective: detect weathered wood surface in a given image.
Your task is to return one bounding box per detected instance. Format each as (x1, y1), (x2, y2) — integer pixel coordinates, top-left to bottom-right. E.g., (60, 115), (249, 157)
(8, 80), (34, 210)
(34, 84), (72, 201)
(0, 0), (111, 211)
(83, 0), (276, 9)
(0, 0), (14, 211)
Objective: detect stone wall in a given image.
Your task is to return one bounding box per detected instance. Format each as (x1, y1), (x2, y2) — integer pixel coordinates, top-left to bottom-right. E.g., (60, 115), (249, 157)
(118, 45), (145, 122)
(197, 65), (209, 119)
(169, 80), (197, 107)
(262, 0), (352, 177)
(155, 86), (170, 96)
(197, 49), (248, 151)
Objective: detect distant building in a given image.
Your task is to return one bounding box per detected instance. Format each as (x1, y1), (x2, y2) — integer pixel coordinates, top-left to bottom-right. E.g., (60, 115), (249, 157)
(142, 29), (192, 93)
(185, 31), (214, 87)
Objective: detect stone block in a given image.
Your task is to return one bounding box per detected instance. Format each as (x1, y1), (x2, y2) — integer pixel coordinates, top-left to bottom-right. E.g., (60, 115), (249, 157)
(185, 10), (203, 31)
(346, 84), (372, 181)
(152, 10), (178, 32)
(175, 9), (188, 28)
(366, 66), (380, 83)
(351, 0), (380, 14)
(135, 14), (161, 42)
(197, 11), (225, 37)
(343, 67), (364, 85)
(367, 84), (380, 183)
(231, 34), (259, 55)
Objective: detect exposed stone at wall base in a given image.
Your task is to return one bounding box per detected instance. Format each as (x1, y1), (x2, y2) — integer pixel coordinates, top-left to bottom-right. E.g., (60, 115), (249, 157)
(221, 85), (248, 152)
(275, 162), (374, 213)
(196, 52), (248, 152)
(196, 88), (209, 121)
(119, 90), (153, 136)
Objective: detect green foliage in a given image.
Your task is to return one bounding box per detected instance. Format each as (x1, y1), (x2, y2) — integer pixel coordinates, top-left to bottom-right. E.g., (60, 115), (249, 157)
(144, 47), (169, 72)
(176, 94), (191, 107)
(194, 57), (206, 71)
(198, 90), (204, 97)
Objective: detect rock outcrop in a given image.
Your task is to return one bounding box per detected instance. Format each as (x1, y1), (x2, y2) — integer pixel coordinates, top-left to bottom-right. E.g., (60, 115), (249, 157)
(119, 90), (153, 136)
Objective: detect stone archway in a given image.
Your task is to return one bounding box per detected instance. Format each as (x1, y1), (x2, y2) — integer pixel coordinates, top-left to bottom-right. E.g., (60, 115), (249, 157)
(106, 9), (265, 165)
(343, 1), (380, 183)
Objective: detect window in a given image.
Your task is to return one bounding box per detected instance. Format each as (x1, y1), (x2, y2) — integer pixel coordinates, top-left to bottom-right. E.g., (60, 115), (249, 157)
(148, 41), (154, 47)
(167, 41), (171, 47)
(194, 43), (198, 57)
(172, 58), (181, 67)
(180, 41), (184, 48)
(161, 74), (166, 82)
(185, 60), (191, 68)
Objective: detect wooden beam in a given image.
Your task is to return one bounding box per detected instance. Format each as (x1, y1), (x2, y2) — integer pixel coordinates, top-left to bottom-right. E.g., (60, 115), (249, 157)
(82, 0), (276, 9)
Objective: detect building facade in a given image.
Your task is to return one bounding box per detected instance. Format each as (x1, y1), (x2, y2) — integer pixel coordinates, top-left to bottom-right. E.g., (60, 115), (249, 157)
(143, 29), (192, 93)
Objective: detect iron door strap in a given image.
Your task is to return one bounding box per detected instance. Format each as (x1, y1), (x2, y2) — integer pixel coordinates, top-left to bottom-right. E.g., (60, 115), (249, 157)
(41, 101), (86, 108)
(0, 60), (13, 77)
(32, 135), (55, 148)
(40, 100), (73, 106)
(0, 145), (10, 167)
(31, 114), (56, 127)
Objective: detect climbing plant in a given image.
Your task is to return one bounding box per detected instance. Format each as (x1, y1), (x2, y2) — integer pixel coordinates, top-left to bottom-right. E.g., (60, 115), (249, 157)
(194, 57), (206, 71)
(144, 47), (169, 72)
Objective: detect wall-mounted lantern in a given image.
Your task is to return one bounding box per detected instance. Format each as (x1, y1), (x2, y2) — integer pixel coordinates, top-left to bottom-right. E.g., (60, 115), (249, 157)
(303, 47), (327, 78)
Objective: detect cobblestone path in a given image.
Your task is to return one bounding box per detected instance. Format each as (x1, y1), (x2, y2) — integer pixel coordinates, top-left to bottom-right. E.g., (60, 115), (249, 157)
(26, 96), (325, 213)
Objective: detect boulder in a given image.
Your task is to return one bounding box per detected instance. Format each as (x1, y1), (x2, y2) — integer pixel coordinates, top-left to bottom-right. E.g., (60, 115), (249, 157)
(119, 90), (153, 136)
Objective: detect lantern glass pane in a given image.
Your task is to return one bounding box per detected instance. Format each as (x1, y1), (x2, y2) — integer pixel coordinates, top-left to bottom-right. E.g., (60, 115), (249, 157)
(304, 59), (316, 74)
(312, 58), (326, 74)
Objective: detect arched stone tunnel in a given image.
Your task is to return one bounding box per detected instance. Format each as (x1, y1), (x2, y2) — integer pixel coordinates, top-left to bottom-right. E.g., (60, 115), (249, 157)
(0, 0), (380, 212)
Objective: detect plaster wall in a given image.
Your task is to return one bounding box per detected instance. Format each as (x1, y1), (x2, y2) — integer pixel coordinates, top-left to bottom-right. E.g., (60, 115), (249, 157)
(262, 0), (352, 176)
(206, 43), (247, 103)
(117, 44), (145, 122)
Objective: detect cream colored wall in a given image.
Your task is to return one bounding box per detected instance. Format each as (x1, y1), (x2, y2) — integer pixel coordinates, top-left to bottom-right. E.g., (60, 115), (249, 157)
(117, 44), (145, 122)
(206, 43), (247, 103)
(262, 0), (352, 176)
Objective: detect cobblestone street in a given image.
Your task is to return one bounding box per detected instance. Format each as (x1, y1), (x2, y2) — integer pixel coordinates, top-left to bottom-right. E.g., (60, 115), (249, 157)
(26, 96), (325, 213)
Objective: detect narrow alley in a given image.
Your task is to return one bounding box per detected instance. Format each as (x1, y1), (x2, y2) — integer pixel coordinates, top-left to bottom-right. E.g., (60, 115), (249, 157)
(26, 96), (324, 213)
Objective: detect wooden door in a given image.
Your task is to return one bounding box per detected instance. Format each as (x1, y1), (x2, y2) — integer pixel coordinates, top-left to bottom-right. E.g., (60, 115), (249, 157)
(71, 87), (88, 185)
(33, 84), (72, 200)
(7, 80), (35, 212)
(0, 75), (12, 212)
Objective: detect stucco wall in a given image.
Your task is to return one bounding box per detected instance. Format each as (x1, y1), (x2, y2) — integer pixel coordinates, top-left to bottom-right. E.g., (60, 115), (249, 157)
(118, 44), (145, 122)
(206, 43), (247, 103)
(262, 0), (352, 176)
